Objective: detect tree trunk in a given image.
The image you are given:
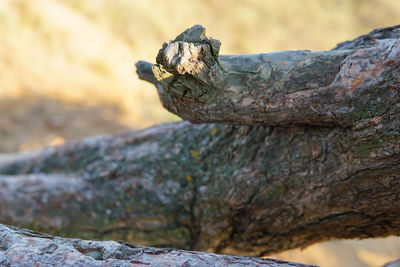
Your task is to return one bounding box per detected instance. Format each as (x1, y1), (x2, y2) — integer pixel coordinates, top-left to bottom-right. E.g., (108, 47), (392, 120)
(0, 224), (310, 267)
(0, 25), (399, 259)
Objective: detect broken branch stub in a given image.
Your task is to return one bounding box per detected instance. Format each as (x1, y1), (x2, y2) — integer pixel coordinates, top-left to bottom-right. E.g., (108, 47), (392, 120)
(152, 24), (223, 104)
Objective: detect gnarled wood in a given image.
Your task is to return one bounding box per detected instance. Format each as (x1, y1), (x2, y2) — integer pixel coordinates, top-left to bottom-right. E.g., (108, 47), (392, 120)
(142, 25), (400, 127)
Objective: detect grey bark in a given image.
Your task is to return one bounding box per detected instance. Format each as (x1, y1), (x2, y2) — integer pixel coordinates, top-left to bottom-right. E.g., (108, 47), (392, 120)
(0, 25), (399, 263)
(145, 25), (400, 127)
(0, 224), (310, 267)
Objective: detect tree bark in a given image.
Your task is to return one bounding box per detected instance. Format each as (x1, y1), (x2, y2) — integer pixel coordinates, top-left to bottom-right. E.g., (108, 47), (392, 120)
(144, 25), (400, 127)
(1, 119), (399, 255)
(0, 25), (399, 258)
(0, 224), (310, 267)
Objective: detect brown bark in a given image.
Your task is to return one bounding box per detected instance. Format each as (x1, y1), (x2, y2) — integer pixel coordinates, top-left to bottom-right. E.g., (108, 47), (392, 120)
(1, 116), (399, 256)
(0, 25), (399, 262)
(0, 224), (310, 267)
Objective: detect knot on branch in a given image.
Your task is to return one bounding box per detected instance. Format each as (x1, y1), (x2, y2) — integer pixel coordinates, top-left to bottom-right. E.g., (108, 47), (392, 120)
(152, 25), (224, 103)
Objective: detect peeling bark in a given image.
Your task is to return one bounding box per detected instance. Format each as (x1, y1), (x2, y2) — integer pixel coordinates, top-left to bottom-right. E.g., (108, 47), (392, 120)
(0, 224), (310, 267)
(0, 25), (399, 263)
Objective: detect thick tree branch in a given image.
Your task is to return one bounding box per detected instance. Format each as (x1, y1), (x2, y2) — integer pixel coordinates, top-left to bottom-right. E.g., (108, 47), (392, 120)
(137, 25), (400, 127)
(0, 224), (310, 267)
(1, 114), (399, 256)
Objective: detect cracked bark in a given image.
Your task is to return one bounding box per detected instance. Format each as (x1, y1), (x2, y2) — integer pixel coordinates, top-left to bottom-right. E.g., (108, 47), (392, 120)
(0, 25), (399, 264)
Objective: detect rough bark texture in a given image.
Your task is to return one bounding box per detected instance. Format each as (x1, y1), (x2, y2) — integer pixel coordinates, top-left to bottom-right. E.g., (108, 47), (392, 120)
(0, 25), (399, 262)
(1, 116), (400, 256)
(146, 25), (400, 127)
(0, 224), (310, 267)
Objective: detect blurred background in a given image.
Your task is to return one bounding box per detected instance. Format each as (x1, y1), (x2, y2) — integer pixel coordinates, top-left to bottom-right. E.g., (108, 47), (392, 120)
(0, 0), (399, 266)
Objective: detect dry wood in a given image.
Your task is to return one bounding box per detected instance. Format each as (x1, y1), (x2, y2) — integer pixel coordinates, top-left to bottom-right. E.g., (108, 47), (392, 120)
(141, 25), (400, 127)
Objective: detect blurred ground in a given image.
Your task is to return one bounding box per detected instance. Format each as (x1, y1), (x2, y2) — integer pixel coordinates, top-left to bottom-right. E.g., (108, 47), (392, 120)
(0, 95), (129, 151)
(0, 0), (399, 266)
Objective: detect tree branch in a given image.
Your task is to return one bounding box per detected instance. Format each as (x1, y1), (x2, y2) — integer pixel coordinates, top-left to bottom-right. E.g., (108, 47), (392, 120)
(1, 115), (399, 256)
(0, 224), (311, 267)
(137, 25), (400, 127)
